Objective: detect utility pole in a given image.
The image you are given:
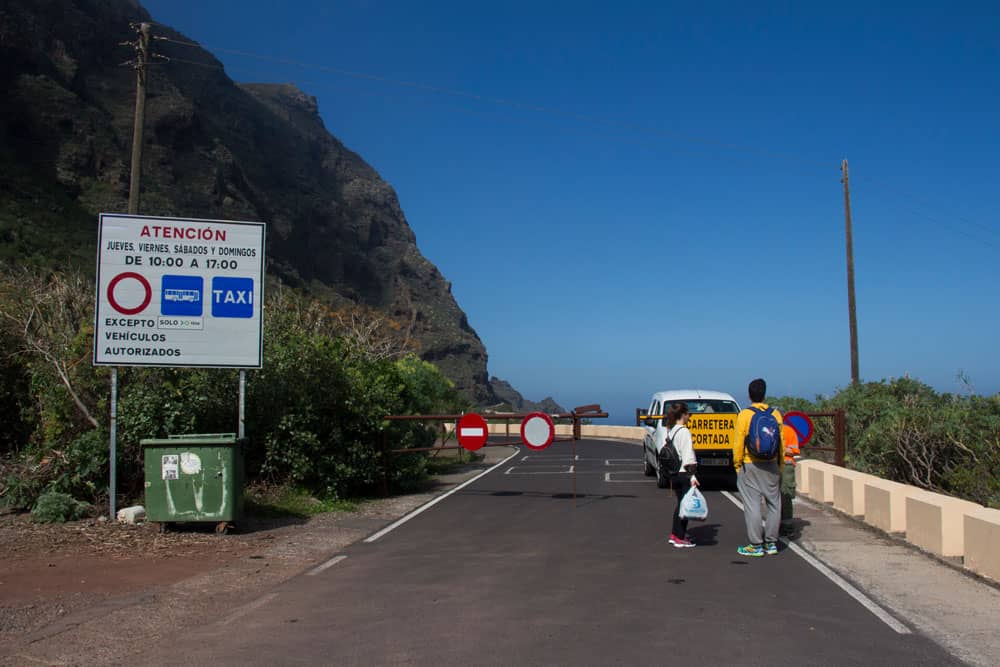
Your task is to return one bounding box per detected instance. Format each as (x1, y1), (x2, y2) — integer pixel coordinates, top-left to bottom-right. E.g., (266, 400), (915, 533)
(842, 159), (860, 385)
(109, 21), (150, 520)
(127, 22), (151, 214)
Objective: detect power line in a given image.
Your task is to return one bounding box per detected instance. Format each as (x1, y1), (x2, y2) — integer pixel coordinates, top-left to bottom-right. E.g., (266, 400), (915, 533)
(853, 173), (1000, 241)
(156, 36), (835, 172)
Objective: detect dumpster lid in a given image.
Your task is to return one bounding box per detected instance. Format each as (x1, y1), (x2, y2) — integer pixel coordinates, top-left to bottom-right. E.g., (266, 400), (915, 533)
(141, 433), (240, 447)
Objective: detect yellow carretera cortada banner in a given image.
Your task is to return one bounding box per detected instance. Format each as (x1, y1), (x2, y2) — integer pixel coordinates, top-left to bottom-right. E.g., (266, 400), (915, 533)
(687, 413), (738, 451)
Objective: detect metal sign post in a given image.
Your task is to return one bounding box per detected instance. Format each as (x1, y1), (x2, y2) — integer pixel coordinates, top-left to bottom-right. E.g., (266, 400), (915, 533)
(238, 370), (246, 439)
(110, 368), (118, 521)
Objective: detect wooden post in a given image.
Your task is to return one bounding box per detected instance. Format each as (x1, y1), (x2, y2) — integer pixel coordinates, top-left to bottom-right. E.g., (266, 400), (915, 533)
(842, 159), (860, 385)
(379, 431), (390, 497)
(834, 409), (847, 467)
(127, 22), (150, 214)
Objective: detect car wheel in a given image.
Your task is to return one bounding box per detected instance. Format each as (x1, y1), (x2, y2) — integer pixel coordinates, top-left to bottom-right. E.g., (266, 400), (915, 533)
(643, 446), (655, 476)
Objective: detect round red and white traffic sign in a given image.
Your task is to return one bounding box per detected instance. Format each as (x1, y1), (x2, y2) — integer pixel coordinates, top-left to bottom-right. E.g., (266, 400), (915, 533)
(783, 411), (815, 446)
(520, 412), (554, 450)
(107, 271), (152, 315)
(456, 413), (489, 451)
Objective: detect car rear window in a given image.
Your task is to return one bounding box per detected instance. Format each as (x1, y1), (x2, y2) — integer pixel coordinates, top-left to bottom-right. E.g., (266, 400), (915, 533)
(684, 400), (739, 414)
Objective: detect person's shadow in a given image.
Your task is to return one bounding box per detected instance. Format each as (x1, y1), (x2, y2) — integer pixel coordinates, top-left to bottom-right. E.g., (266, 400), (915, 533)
(780, 518), (811, 541)
(686, 523), (721, 546)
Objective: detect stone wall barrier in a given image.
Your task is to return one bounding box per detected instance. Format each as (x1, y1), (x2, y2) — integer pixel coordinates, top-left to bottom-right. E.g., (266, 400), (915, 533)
(795, 459), (815, 495)
(963, 508), (1000, 582)
(863, 478), (913, 534)
(804, 461), (838, 504)
(905, 490), (984, 558)
(832, 468), (875, 517)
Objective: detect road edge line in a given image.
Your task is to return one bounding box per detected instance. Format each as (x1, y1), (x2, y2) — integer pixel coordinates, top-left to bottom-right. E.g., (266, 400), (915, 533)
(220, 592), (278, 626)
(720, 490), (912, 635)
(363, 448), (521, 543)
(306, 554), (347, 576)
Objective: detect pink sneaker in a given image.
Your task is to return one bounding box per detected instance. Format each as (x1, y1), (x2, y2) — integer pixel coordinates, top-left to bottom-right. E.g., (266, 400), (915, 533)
(669, 534), (696, 548)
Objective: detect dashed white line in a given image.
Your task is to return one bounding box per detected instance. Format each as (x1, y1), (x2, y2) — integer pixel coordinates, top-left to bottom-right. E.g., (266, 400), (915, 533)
(604, 471), (656, 483)
(720, 490), (911, 635)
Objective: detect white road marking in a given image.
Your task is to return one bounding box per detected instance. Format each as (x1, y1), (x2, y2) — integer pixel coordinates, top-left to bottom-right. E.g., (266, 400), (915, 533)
(365, 448), (521, 543)
(604, 459), (638, 466)
(221, 592), (278, 626)
(307, 554), (347, 576)
(604, 471), (656, 483)
(504, 466), (575, 475)
(520, 456), (597, 462)
(720, 490), (911, 635)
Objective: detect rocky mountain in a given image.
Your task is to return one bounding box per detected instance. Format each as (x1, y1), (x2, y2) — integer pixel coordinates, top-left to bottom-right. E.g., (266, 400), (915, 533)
(0, 0), (553, 406)
(488, 378), (566, 414)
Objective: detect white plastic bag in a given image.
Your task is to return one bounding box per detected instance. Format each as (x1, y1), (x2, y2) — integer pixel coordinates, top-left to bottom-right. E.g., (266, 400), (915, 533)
(679, 486), (708, 521)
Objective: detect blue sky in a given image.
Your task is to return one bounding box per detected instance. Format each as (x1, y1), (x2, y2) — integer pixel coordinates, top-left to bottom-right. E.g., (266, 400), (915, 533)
(143, 1), (999, 423)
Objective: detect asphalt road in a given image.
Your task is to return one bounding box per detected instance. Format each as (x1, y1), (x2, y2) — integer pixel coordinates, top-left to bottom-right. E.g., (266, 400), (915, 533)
(151, 439), (961, 666)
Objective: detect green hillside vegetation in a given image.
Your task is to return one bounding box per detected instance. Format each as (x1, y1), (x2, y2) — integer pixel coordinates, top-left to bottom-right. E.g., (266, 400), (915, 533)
(0, 152), (96, 271)
(3, 267), (997, 512)
(772, 378), (1000, 509)
(0, 266), (469, 513)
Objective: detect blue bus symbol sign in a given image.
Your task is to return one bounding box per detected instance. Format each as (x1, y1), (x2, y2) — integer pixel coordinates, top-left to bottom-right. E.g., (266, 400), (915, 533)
(161, 275), (203, 316)
(211, 277), (254, 318)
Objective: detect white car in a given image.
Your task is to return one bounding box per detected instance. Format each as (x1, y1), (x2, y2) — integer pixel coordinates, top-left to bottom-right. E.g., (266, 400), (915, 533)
(640, 389), (741, 488)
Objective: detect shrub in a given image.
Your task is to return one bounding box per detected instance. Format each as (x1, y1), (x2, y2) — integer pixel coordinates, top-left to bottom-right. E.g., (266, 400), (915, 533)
(31, 490), (91, 523)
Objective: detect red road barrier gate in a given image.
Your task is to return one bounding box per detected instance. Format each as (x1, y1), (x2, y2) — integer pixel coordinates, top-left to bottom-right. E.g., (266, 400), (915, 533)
(378, 404), (608, 496)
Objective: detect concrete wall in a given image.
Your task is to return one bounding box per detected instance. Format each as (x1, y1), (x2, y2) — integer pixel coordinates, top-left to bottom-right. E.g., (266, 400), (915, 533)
(805, 462), (838, 504)
(905, 490), (983, 558)
(796, 459), (997, 583)
(863, 478), (912, 534)
(832, 468), (875, 517)
(795, 459), (812, 494)
(964, 508), (1000, 582)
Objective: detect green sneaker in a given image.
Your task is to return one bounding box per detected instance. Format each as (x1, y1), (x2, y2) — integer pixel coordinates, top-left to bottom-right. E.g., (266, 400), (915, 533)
(765, 542), (779, 556)
(737, 544), (765, 557)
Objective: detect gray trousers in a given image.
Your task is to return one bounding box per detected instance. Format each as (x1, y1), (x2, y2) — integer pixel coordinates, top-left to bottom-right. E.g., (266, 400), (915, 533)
(737, 462), (781, 545)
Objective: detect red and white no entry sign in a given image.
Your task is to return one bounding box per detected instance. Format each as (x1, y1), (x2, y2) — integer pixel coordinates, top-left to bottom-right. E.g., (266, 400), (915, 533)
(456, 413), (489, 451)
(520, 412), (555, 450)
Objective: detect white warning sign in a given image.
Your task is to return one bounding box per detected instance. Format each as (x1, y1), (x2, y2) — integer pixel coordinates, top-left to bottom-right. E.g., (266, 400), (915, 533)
(94, 213), (266, 368)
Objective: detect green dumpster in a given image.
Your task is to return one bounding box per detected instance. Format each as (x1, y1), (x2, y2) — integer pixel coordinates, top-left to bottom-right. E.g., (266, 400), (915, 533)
(142, 433), (245, 533)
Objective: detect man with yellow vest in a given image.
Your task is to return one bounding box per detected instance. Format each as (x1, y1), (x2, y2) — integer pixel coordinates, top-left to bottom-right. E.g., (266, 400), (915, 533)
(780, 420), (801, 535)
(733, 378), (784, 557)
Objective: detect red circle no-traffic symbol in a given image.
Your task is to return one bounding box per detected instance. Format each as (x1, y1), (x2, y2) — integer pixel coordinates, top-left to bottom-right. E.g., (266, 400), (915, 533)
(520, 412), (554, 451)
(456, 413), (489, 451)
(107, 272), (152, 315)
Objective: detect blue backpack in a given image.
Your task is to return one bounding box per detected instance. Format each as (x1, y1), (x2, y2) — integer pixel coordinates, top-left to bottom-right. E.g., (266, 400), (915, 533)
(745, 406), (781, 460)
